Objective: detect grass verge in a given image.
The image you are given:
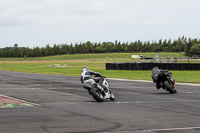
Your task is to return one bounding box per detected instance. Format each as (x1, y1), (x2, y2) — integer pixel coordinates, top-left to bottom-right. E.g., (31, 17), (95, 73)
(0, 59), (199, 83)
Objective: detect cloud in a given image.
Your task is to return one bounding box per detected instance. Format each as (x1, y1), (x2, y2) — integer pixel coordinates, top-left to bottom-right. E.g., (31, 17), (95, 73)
(0, 0), (43, 26)
(143, 19), (174, 27)
(1, 0), (200, 48)
(0, 0), (143, 27)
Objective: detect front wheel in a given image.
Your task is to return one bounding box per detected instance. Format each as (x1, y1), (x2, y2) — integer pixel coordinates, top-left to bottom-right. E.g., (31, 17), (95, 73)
(163, 80), (176, 94)
(90, 88), (104, 102)
(109, 90), (115, 101)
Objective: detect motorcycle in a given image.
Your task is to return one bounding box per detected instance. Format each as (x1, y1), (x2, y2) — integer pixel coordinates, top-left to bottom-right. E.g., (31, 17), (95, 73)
(151, 67), (177, 94)
(82, 74), (115, 102)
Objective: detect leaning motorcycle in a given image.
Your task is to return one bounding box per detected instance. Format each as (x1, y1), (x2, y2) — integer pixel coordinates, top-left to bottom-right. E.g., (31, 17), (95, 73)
(82, 75), (115, 102)
(151, 67), (177, 94)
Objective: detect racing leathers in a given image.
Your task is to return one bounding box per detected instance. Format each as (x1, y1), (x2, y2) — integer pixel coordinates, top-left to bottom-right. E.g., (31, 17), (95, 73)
(81, 69), (104, 93)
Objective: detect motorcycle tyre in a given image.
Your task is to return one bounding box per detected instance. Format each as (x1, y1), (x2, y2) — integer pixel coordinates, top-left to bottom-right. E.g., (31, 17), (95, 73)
(109, 90), (115, 101)
(163, 80), (176, 94)
(90, 87), (104, 102)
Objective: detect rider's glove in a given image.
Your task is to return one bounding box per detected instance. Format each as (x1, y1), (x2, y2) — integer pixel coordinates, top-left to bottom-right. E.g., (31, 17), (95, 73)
(96, 72), (101, 77)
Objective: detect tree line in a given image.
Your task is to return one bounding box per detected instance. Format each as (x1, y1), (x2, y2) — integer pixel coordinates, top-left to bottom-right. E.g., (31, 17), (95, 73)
(0, 36), (199, 58)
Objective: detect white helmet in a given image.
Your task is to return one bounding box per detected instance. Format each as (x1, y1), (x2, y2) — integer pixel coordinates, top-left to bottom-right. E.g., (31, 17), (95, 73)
(81, 67), (88, 72)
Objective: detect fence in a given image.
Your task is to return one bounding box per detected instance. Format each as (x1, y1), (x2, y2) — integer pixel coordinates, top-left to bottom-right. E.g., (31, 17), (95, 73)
(106, 62), (200, 70)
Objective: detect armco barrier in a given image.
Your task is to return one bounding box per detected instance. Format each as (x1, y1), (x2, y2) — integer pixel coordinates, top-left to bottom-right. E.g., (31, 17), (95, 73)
(106, 62), (200, 70)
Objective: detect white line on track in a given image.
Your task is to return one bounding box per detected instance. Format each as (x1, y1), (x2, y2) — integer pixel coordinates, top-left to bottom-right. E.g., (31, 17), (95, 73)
(100, 126), (200, 133)
(143, 126), (200, 132)
(108, 78), (200, 86)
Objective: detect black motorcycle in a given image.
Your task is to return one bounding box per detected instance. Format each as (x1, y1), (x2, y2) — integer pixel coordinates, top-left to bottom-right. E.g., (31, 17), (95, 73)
(151, 67), (177, 94)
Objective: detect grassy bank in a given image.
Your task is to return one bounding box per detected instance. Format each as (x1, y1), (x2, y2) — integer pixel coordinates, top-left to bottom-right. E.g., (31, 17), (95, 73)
(0, 52), (186, 61)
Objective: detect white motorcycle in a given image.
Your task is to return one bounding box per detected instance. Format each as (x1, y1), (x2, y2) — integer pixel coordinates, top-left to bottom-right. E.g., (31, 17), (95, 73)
(82, 75), (115, 102)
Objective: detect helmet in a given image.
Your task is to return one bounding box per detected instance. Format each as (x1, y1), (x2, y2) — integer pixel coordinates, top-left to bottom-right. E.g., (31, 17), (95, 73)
(81, 67), (88, 72)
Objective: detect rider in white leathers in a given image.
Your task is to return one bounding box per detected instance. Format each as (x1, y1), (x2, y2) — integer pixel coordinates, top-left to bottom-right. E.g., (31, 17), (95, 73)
(81, 67), (104, 92)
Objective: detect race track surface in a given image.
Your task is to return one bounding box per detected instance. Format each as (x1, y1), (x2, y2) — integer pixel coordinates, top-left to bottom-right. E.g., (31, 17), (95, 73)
(0, 70), (200, 133)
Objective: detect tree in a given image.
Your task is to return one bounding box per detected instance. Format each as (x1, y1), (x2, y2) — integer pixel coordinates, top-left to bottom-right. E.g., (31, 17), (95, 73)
(153, 46), (161, 52)
(35, 47), (41, 57)
(69, 43), (74, 54)
(102, 42), (112, 53)
(95, 45), (105, 53)
(0, 37), (199, 57)
(13, 44), (19, 57)
(0, 50), (5, 57)
(60, 44), (69, 54)
(158, 39), (163, 52)
(185, 38), (193, 56)
(44, 44), (52, 56)
(189, 44), (200, 56)
(143, 42), (150, 52)
(168, 39), (172, 52)
(14, 44), (18, 48)
(173, 45), (181, 52)
(19, 47), (25, 57)
(53, 44), (61, 55)
(164, 47), (169, 52)
(25, 47), (31, 57)
(86, 41), (94, 53)
(137, 40), (143, 52)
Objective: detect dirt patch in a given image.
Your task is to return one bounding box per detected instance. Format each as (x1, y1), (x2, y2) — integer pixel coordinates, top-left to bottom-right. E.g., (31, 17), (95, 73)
(44, 64), (71, 67)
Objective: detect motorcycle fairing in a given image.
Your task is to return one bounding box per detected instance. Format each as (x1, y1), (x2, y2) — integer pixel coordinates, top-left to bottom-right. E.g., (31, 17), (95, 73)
(83, 79), (96, 89)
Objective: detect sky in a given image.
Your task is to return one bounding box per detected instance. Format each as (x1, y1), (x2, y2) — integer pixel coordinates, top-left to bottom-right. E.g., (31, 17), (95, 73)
(0, 0), (200, 48)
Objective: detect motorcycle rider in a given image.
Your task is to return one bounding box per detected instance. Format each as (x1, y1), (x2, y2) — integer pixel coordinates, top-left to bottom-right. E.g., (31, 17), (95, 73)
(152, 67), (162, 89)
(151, 67), (176, 93)
(81, 67), (105, 93)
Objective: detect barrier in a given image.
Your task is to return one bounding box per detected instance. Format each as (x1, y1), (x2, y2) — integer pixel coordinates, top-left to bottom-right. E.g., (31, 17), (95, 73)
(106, 62), (200, 70)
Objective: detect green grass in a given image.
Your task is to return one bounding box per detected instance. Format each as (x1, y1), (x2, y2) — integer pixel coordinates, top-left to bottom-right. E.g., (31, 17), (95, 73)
(0, 53), (199, 83)
(1, 52), (185, 61)
(42, 52), (185, 62)
(0, 61), (199, 83)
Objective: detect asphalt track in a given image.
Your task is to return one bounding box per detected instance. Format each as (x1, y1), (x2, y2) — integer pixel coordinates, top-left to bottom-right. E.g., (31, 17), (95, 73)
(0, 70), (200, 133)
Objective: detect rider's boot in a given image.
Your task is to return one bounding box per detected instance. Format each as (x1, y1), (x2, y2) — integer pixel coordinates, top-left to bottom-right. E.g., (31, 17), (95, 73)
(156, 83), (162, 89)
(97, 84), (106, 97)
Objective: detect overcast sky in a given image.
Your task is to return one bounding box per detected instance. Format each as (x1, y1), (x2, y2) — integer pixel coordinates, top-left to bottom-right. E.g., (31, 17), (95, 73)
(0, 0), (199, 48)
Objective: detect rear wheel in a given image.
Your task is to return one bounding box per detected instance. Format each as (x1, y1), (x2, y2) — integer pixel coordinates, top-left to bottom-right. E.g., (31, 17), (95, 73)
(90, 88), (104, 102)
(164, 80), (176, 94)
